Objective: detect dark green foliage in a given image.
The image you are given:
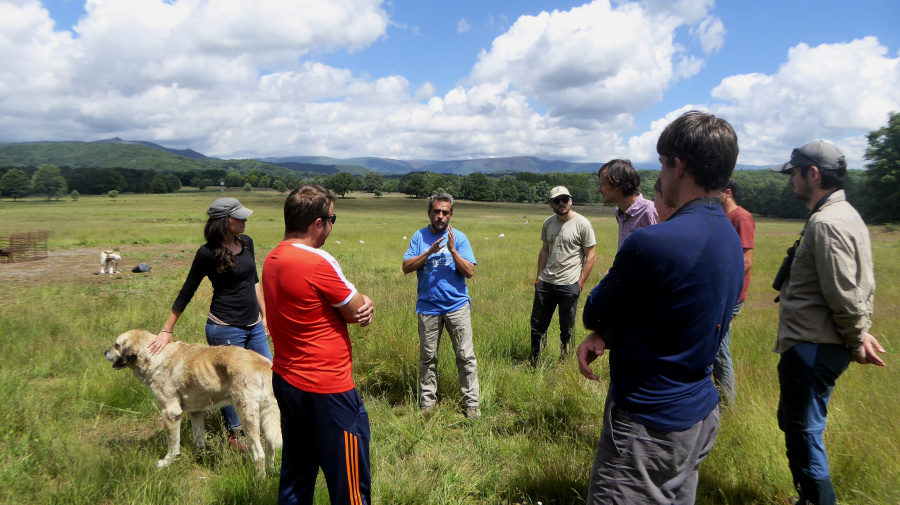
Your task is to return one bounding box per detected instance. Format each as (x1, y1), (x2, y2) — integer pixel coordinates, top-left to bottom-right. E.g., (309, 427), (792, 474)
(326, 172), (358, 197)
(163, 174), (182, 192)
(0, 168), (32, 200)
(150, 175), (168, 194)
(864, 111), (900, 223)
(362, 171), (384, 192)
(31, 164), (68, 200)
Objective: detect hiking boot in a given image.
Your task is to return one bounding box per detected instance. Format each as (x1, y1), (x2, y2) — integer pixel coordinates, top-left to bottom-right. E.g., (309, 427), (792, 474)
(227, 431), (248, 451)
(465, 407), (481, 419)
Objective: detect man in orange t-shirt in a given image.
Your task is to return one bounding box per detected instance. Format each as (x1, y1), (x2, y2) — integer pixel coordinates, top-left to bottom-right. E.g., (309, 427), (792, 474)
(263, 184), (374, 505)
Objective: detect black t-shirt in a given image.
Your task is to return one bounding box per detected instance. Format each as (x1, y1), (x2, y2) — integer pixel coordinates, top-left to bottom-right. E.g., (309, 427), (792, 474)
(172, 234), (260, 326)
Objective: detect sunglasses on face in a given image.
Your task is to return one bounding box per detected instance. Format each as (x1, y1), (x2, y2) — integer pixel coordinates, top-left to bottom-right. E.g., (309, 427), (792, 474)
(320, 214), (337, 224)
(551, 197), (570, 205)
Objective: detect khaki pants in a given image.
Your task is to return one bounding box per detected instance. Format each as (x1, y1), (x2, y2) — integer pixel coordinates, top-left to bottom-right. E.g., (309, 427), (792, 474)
(417, 303), (479, 409)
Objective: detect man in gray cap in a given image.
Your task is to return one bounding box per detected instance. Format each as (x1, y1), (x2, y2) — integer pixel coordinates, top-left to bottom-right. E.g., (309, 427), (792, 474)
(529, 186), (596, 363)
(771, 141), (886, 505)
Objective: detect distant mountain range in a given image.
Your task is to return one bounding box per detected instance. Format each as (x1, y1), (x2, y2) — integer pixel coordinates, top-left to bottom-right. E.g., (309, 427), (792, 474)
(94, 137), (209, 159)
(0, 138), (773, 175)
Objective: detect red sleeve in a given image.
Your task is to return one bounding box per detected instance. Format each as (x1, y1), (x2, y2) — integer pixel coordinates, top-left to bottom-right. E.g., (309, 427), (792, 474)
(734, 214), (755, 250)
(312, 254), (357, 307)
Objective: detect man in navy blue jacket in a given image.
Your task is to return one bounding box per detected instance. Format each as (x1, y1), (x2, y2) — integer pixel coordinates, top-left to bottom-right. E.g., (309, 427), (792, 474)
(577, 111), (745, 505)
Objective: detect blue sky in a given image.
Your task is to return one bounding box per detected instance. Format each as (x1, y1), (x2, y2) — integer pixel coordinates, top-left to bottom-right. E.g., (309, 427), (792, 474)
(3, 0), (898, 168)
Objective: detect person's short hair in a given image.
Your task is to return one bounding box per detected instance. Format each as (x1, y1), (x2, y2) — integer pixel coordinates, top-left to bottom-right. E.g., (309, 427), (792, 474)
(598, 159), (641, 197)
(724, 178), (738, 199)
(428, 192), (454, 214)
(284, 184), (336, 234)
(656, 110), (739, 191)
(798, 165), (845, 190)
(653, 177), (662, 195)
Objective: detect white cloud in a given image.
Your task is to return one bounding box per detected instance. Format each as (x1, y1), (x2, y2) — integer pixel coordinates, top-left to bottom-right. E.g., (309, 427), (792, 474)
(703, 37), (900, 166)
(468, 0), (721, 123)
(0, 0), (723, 161)
(0, 0), (896, 170)
(457, 18), (470, 34)
(691, 15), (725, 54)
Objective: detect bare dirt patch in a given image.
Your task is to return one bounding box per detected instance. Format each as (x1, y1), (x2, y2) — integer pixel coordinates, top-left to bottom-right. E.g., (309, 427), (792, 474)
(0, 245), (197, 289)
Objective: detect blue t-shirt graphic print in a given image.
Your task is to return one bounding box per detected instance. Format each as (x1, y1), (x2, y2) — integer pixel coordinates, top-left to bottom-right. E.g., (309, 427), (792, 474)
(403, 226), (477, 315)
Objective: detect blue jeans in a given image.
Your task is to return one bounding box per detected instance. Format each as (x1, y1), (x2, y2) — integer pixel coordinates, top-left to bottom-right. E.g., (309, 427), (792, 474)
(205, 321), (273, 431)
(713, 300), (743, 406)
(777, 342), (850, 505)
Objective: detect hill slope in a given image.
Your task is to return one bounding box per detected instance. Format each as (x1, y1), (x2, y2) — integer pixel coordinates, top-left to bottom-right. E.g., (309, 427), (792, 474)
(0, 142), (295, 176)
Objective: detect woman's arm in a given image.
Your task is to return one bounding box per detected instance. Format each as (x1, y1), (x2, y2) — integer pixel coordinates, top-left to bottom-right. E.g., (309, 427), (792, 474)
(149, 309), (182, 355)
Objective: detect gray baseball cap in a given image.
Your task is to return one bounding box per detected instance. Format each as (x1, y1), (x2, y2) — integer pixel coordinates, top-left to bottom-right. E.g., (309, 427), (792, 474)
(208, 198), (253, 219)
(772, 141), (846, 174)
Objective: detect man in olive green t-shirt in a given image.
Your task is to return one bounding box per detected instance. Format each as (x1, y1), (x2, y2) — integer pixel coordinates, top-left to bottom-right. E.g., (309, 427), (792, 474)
(530, 186), (596, 363)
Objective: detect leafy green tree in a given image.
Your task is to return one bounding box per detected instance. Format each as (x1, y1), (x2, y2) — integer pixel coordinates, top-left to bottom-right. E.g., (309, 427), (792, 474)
(460, 173), (496, 201)
(374, 189), (382, 198)
(399, 172), (431, 198)
(108, 189), (119, 201)
(273, 180), (288, 193)
(243, 183), (252, 192)
(326, 172), (357, 197)
(164, 174), (182, 192)
(246, 174), (260, 187)
(0, 169), (32, 201)
(382, 178), (400, 193)
(224, 173), (245, 188)
(32, 164), (68, 200)
(865, 111), (900, 223)
(534, 181), (551, 202)
(69, 190), (79, 201)
(362, 171), (384, 193)
(150, 175), (169, 194)
(259, 175), (271, 188)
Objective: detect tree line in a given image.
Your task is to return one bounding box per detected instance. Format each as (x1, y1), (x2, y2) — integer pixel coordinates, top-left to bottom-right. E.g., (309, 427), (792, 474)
(3, 113), (897, 223)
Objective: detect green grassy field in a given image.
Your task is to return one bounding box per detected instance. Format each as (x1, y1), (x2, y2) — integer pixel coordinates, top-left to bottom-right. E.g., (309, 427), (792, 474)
(0, 190), (897, 505)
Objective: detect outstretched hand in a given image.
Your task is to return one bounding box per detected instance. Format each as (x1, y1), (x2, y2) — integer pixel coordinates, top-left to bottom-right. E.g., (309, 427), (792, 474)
(576, 332), (607, 381)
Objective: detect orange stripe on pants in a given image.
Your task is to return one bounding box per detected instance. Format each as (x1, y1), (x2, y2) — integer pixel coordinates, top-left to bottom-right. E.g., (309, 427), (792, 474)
(345, 431), (361, 505)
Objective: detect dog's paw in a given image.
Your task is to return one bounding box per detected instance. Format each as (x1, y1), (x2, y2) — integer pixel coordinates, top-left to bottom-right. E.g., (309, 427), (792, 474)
(156, 455), (178, 468)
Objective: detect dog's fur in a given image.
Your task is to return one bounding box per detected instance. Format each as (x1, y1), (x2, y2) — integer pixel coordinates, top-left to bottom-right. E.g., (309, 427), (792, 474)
(104, 329), (282, 474)
(100, 250), (120, 274)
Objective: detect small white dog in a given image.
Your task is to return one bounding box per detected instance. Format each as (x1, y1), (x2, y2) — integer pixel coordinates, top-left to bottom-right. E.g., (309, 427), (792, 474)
(100, 250), (121, 274)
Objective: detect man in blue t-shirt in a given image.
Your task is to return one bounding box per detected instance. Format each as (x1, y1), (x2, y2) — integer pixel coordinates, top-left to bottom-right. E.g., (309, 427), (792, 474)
(402, 192), (481, 418)
(577, 111), (745, 504)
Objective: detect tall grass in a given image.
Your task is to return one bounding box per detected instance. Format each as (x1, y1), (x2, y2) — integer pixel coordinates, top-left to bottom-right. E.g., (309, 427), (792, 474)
(0, 190), (896, 504)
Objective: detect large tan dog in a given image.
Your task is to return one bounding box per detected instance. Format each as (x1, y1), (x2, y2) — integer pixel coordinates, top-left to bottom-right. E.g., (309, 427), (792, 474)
(104, 329), (282, 474)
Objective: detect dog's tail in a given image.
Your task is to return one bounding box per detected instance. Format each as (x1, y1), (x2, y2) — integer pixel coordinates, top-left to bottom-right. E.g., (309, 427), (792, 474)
(260, 370), (282, 451)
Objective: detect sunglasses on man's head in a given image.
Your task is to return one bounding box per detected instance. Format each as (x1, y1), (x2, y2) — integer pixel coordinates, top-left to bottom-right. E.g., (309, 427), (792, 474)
(551, 196), (570, 205)
(320, 214), (337, 224)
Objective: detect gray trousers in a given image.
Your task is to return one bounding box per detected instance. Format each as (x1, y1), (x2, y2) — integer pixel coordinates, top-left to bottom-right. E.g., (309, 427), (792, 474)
(587, 394), (719, 505)
(417, 303), (480, 409)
